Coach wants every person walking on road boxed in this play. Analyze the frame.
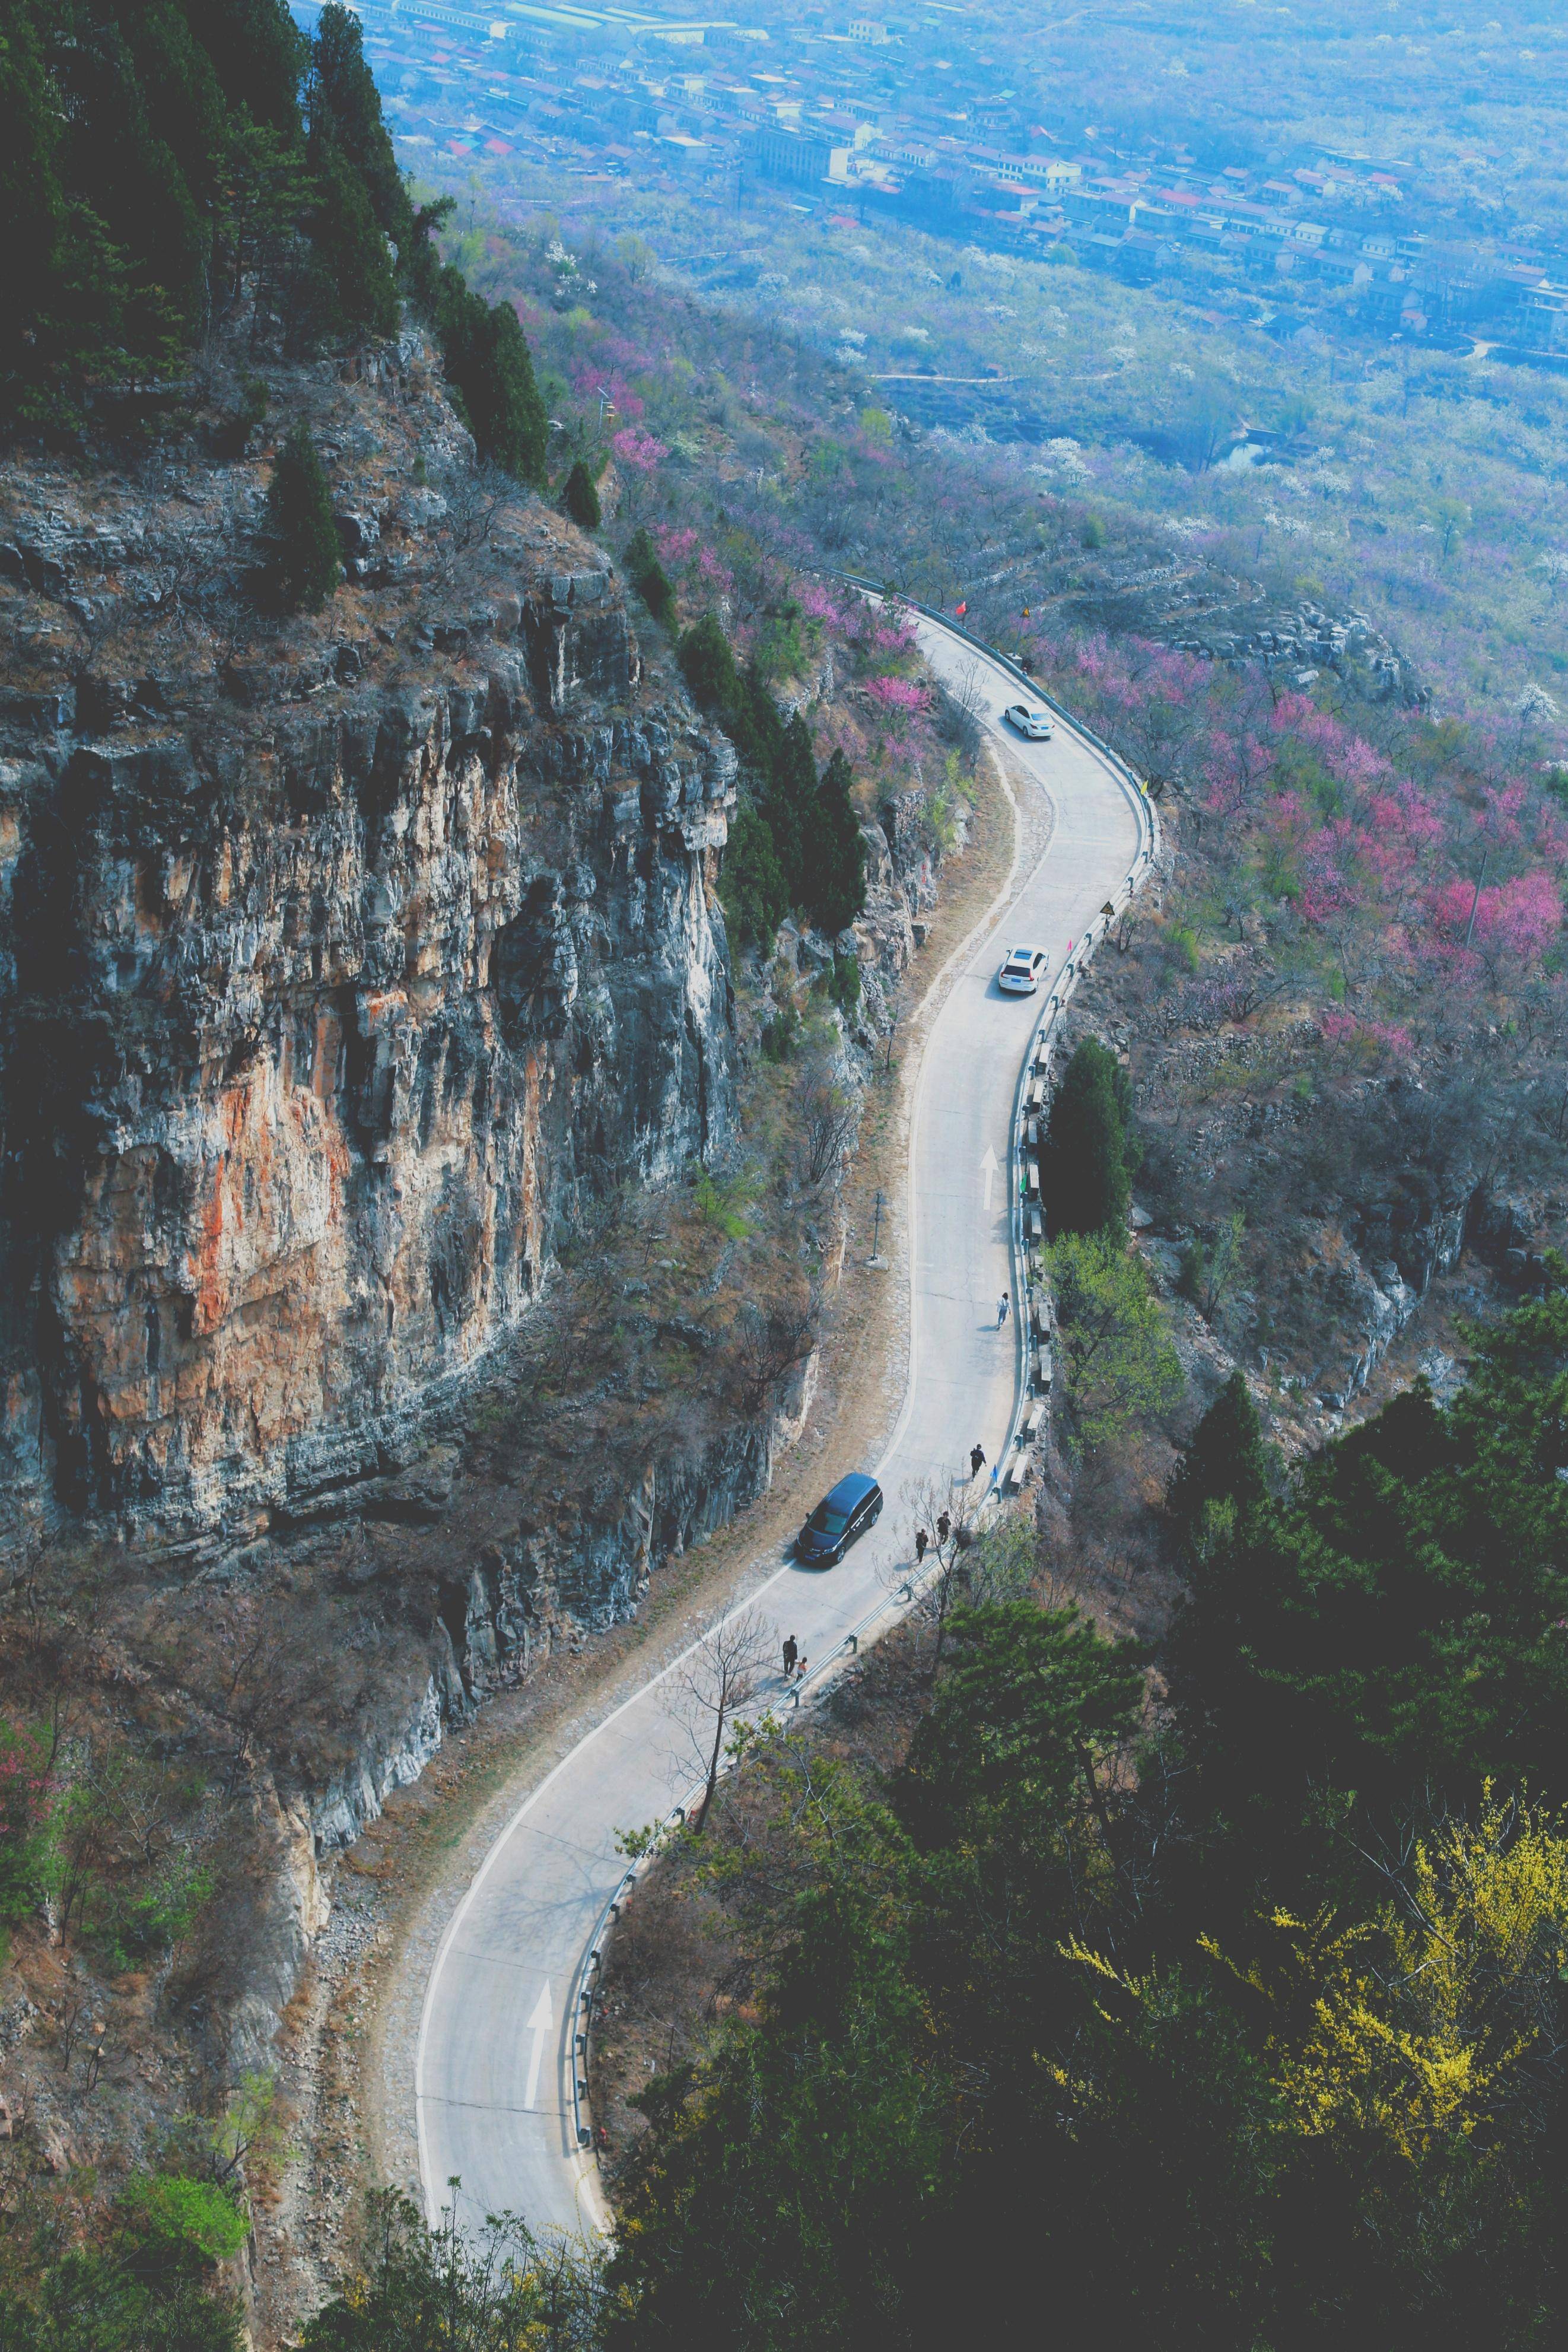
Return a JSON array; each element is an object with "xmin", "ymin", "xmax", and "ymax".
[
  {"xmin": 997, "ymin": 1289, "xmax": 1010, "ymax": 1328},
  {"xmin": 915, "ymin": 1526, "xmax": 929, "ymax": 1564},
  {"xmin": 782, "ymin": 1633, "xmax": 799, "ymax": 1677},
  {"xmin": 970, "ymin": 1441, "xmax": 987, "ymax": 1480},
  {"xmin": 936, "ymin": 1510, "xmax": 951, "ymax": 1547},
  {"xmin": 795, "ymin": 1653, "xmax": 808, "ymax": 1682}
]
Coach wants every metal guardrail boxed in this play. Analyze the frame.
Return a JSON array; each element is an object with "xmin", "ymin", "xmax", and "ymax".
[
  {"xmin": 830, "ymin": 569, "xmax": 1164, "ymax": 870},
  {"xmin": 571, "ymin": 585, "xmax": 1163, "ymax": 2190},
  {"xmin": 826, "ymin": 571, "xmax": 1162, "ymax": 1493}
]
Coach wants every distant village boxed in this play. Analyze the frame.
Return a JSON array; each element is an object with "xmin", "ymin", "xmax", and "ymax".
[{"xmin": 298, "ymin": 0, "xmax": 1568, "ymax": 364}]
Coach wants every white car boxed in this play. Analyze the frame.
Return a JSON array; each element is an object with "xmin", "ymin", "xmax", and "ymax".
[
  {"xmin": 998, "ymin": 944, "xmax": 1048, "ymax": 994},
  {"xmin": 1004, "ymin": 703, "xmax": 1055, "ymax": 740}
]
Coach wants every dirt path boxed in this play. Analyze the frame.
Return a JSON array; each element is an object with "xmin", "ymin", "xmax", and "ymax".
[{"xmin": 247, "ymin": 739, "xmax": 1041, "ymax": 2337}]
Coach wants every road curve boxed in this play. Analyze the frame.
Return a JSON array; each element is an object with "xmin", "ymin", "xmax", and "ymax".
[{"xmin": 415, "ymin": 611, "xmax": 1148, "ymax": 2244}]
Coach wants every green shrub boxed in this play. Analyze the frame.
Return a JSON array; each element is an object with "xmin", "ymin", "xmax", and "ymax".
[
  {"xmin": 753, "ymin": 599, "xmax": 808, "ymax": 683},
  {"xmin": 119, "ymin": 2175, "xmax": 249, "ymax": 2266},
  {"xmin": 828, "ymin": 952, "xmax": 861, "ymax": 1014},
  {"xmin": 1047, "ymin": 1229, "xmax": 1184, "ymax": 1450},
  {"xmin": 760, "ymin": 1006, "xmax": 800, "ymax": 1063},
  {"xmin": 692, "ymin": 1169, "xmax": 752, "ymax": 1238},
  {"xmin": 0, "ymin": 1721, "xmax": 49, "ymax": 1927},
  {"xmin": 100, "ymin": 1852, "xmax": 213, "ymax": 1970},
  {"xmin": 1178, "ymin": 1210, "xmax": 1247, "ymax": 1324}
]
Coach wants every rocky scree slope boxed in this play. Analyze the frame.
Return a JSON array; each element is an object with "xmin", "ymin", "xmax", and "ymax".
[{"xmin": 0, "ymin": 333, "xmax": 737, "ymax": 1568}]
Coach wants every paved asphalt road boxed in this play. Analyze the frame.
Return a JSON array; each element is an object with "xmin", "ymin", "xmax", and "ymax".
[{"xmin": 415, "ymin": 612, "xmax": 1147, "ymax": 2244}]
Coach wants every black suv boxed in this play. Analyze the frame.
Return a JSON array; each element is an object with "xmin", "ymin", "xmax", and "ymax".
[{"xmin": 797, "ymin": 1471, "xmax": 883, "ymax": 1567}]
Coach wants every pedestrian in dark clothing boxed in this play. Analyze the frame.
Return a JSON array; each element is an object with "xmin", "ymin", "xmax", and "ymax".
[
  {"xmin": 970, "ymin": 1442, "xmax": 987, "ymax": 1479},
  {"xmin": 915, "ymin": 1527, "xmax": 929, "ymax": 1563},
  {"xmin": 937, "ymin": 1511, "xmax": 951, "ymax": 1546},
  {"xmin": 782, "ymin": 1634, "xmax": 799, "ymax": 1676}
]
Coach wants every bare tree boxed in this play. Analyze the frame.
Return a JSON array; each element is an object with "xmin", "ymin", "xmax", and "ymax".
[
  {"xmin": 672, "ymin": 1606, "xmax": 774, "ymax": 1833},
  {"xmin": 441, "ymin": 461, "xmax": 516, "ymax": 565},
  {"xmin": 936, "ymin": 657, "xmax": 989, "ymax": 767},
  {"xmin": 796, "ymin": 1073, "xmax": 858, "ymax": 1193},
  {"xmin": 894, "ymin": 1469, "xmax": 984, "ymax": 1679},
  {"xmin": 727, "ymin": 1296, "xmax": 817, "ymax": 1417}
]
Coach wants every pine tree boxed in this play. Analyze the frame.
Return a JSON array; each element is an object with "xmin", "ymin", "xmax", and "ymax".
[
  {"xmin": 302, "ymin": 134, "xmax": 399, "ymax": 343},
  {"xmin": 432, "ymin": 270, "xmax": 548, "ymax": 484},
  {"xmin": 262, "ymin": 422, "xmax": 341, "ymax": 613},
  {"xmin": 201, "ymin": 0, "xmax": 308, "ymax": 135},
  {"xmin": 727, "ymin": 666, "xmax": 785, "ymax": 786},
  {"xmin": 1166, "ymin": 1370, "xmax": 1271, "ymax": 1546},
  {"xmin": 801, "ymin": 748, "xmax": 867, "ymax": 937},
  {"xmin": 1040, "ymin": 1037, "xmax": 1133, "ymax": 1238},
  {"xmin": 679, "ymin": 614, "xmax": 742, "ymax": 717},
  {"xmin": 718, "ymin": 806, "xmax": 788, "ymax": 952},
  {"xmin": 624, "ymin": 529, "xmax": 675, "ymax": 624},
  {"xmin": 63, "ymin": 17, "xmax": 207, "ymax": 330},
  {"xmin": 562, "ymin": 459, "xmax": 602, "ymax": 529},
  {"xmin": 3, "ymin": 0, "xmax": 494, "ymax": 432},
  {"xmin": 309, "ymin": 1, "xmax": 412, "ymax": 244},
  {"xmin": 763, "ymin": 713, "xmax": 819, "ymax": 906}
]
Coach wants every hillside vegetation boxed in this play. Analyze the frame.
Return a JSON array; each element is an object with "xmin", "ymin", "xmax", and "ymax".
[
  {"xmin": 1, "ymin": 0, "xmax": 544, "ymax": 474},
  {"xmin": 586, "ymin": 1295, "xmax": 1568, "ymax": 2352}
]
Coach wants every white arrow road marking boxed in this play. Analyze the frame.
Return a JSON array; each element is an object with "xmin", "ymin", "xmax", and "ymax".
[
  {"xmin": 979, "ymin": 1144, "xmax": 999, "ymax": 1210},
  {"xmin": 524, "ymin": 1981, "xmax": 554, "ymax": 2111}
]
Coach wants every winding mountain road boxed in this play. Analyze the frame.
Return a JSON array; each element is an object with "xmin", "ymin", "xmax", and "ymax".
[{"xmin": 415, "ymin": 608, "xmax": 1151, "ymax": 2244}]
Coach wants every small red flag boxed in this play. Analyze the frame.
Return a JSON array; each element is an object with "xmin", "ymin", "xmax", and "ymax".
[{"xmin": 955, "ymin": 600, "xmax": 968, "ymax": 616}]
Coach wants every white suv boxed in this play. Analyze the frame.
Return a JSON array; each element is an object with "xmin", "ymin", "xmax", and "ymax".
[{"xmin": 998, "ymin": 945, "xmax": 1047, "ymax": 994}]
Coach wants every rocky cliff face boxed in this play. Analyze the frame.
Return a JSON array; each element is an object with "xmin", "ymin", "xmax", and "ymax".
[{"xmin": 0, "ymin": 345, "xmax": 737, "ymax": 1559}]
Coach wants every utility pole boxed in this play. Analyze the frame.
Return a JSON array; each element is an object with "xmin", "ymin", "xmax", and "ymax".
[{"xmin": 869, "ymin": 1190, "xmax": 888, "ymax": 1268}]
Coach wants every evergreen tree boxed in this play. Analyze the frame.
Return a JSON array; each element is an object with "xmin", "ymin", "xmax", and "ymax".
[
  {"xmin": 0, "ymin": 0, "xmax": 549, "ymax": 457},
  {"xmin": 1040, "ymin": 1037, "xmax": 1134, "ymax": 1238},
  {"xmin": 679, "ymin": 613, "xmax": 743, "ymax": 717},
  {"xmin": 201, "ymin": 0, "xmax": 307, "ymax": 134},
  {"xmin": 625, "ymin": 529, "xmax": 677, "ymax": 625},
  {"xmin": 308, "ymin": 2, "xmax": 412, "ymax": 243},
  {"xmin": 562, "ymin": 457, "xmax": 602, "ymax": 529},
  {"xmin": 761, "ymin": 713, "xmax": 817, "ymax": 905},
  {"xmin": 802, "ymin": 747, "xmax": 868, "ymax": 936},
  {"xmin": 727, "ymin": 665, "xmax": 787, "ymax": 786},
  {"xmin": 63, "ymin": 14, "xmax": 207, "ymax": 330},
  {"xmin": 262, "ymin": 422, "xmax": 341, "ymax": 613},
  {"xmin": 624, "ymin": 528, "xmax": 675, "ymax": 624},
  {"xmin": 1166, "ymin": 1370, "xmax": 1271, "ymax": 1547},
  {"xmin": 431, "ymin": 268, "xmax": 548, "ymax": 483},
  {"xmin": 302, "ymin": 131, "xmax": 399, "ymax": 342},
  {"xmin": 718, "ymin": 806, "xmax": 789, "ymax": 952}
]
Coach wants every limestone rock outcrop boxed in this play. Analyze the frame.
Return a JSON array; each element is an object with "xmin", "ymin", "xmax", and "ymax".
[{"xmin": 0, "ymin": 358, "xmax": 737, "ymax": 1558}]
